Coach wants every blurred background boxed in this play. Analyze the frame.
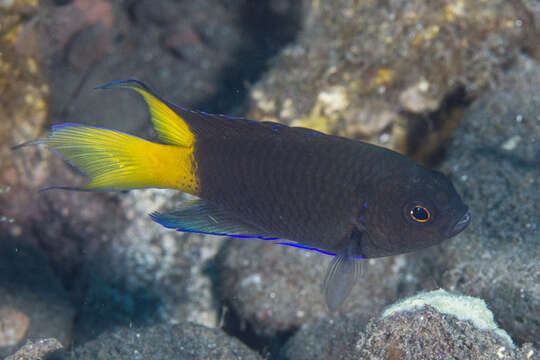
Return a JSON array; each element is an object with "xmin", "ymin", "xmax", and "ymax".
[{"xmin": 0, "ymin": 0, "xmax": 539, "ymax": 359}]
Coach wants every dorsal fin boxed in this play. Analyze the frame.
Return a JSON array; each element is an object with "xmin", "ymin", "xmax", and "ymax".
[
  {"xmin": 96, "ymin": 79, "xmax": 194, "ymax": 147},
  {"xmin": 96, "ymin": 79, "xmax": 331, "ymax": 143}
]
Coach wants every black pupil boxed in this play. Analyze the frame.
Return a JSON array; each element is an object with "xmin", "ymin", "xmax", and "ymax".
[{"xmin": 413, "ymin": 206, "xmax": 428, "ymax": 220}]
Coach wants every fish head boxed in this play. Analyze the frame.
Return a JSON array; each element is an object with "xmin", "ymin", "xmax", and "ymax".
[{"xmin": 353, "ymin": 166, "xmax": 470, "ymax": 258}]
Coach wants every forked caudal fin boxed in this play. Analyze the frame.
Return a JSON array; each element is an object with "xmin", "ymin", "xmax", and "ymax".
[
  {"xmin": 43, "ymin": 124, "xmax": 199, "ymax": 193},
  {"xmin": 14, "ymin": 79, "xmax": 200, "ymax": 194}
]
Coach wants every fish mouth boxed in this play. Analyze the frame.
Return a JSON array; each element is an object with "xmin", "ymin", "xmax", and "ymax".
[{"xmin": 445, "ymin": 210, "xmax": 471, "ymax": 238}]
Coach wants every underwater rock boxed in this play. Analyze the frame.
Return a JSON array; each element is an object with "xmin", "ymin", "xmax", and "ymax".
[
  {"xmin": 283, "ymin": 290, "xmax": 539, "ymax": 360},
  {"xmin": 14, "ymin": 0, "xmax": 114, "ymax": 61},
  {"xmin": 64, "ymin": 322, "xmax": 262, "ymax": 360},
  {"xmin": 381, "ymin": 289, "xmax": 514, "ymax": 346},
  {"xmin": 46, "ymin": 0, "xmax": 251, "ymax": 137},
  {"xmin": 81, "ymin": 190, "xmax": 225, "ymax": 329},
  {"xmin": 519, "ymin": 0, "xmax": 540, "ymax": 61},
  {"xmin": 281, "ymin": 316, "xmax": 366, "ymax": 360},
  {"xmin": 247, "ymin": 0, "xmax": 538, "ymax": 159},
  {"xmin": 61, "ymin": 190, "xmax": 226, "ymax": 344},
  {"xmin": 357, "ymin": 301, "xmax": 537, "ymax": 360},
  {"xmin": 433, "ymin": 55, "xmax": 540, "ymax": 347},
  {"xmin": 217, "ymin": 239, "xmax": 419, "ymax": 337},
  {"xmin": 0, "ymin": 5, "xmax": 74, "ymax": 357},
  {"xmin": 5, "ymin": 338, "xmax": 63, "ymax": 360},
  {"xmin": 0, "ymin": 239, "xmax": 74, "ymax": 358},
  {"xmin": 0, "ymin": 0, "xmax": 49, "ymax": 242},
  {"xmin": 0, "ymin": 307, "xmax": 29, "ymax": 349}
]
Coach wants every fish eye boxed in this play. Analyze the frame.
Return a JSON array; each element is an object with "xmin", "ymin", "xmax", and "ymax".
[{"xmin": 410, "ymin": 205, "xmax": 431, "ymax": 223}]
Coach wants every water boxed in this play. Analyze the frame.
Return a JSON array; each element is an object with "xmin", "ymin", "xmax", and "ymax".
[{"xmin": 0, "ymin": 0, "xmax": 538, "ymax": 359}]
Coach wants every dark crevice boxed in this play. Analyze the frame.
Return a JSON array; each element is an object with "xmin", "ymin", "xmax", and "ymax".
[
  {"xmin": 31, "ymin": 198, "xmax": 163, "ymax": 346},
  {"xmin": 125, "ymin": 0, "xmax": 139, "ymax": 24},
  {"xmin": 221, "ymin": 300, "xmax": 297, "ymax": 359},
  {"xmin": 52, "ymin": 0, "xmax": 73, "ymax": 6},
  {"xmin": 208, "ymin": 241, "xmax": 297, "ymax": 359},
  {"xmin": 401, "ymin": 85, "xmax": 470, "ymax": 167},
  {"xmin": 70, "ymin": 278, "xmax": 163, "ymax": 345},
  {"xmin": 194, "ymin": 0, "xmax": 302, "ymax": 115}
]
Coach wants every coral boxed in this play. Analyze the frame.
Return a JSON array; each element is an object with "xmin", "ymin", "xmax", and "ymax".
[
  {"xmin": 247, "ymin": 0, "xmax": 539, "ymax": 160},
  {"xmin": 382, "ymin": 289, "xmax": 514, "ymax": 347}
]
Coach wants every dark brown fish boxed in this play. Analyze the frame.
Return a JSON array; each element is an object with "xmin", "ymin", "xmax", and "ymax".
[{"xmin": 16, "ymin": 80, "xmax": 471, "ymax": 311}]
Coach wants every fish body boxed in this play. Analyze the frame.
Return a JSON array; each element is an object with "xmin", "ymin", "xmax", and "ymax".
[
  {"xmin": 17, "ymin": 80, "xmax": 471, "ymax": 310},
  {"xmin": 194, "ymin": 120, "xmax": 451, "ymax": 258}
]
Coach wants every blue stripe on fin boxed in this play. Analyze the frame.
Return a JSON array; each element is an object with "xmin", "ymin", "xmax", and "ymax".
[
  {"xmin": 273, "ymin": 242, "xmax": 337, "ymax": 256},
  {"xmin": 95, "ymin": 79, "xmax": 193, "ymax": 114},
  {"xmin": 273, "ymin": 242, "xmax": 366, "ymax": 259},
  {"xmin": 150, "ymin": 200, "xmax": 278, "ymax": 240}
]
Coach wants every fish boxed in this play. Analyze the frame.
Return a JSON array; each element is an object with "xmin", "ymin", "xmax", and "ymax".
[{"xmin": 14, "ymin": 79, "xmax": 471, "ymax": 311}]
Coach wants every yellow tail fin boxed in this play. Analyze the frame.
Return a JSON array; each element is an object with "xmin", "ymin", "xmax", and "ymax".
[
  {"xmin": 45, "ymin": 124, "xmax": 199, "ymax": 194},
  {"xmin": 96, "ymin": 79, "xmax": 194, "ymax": 147}
]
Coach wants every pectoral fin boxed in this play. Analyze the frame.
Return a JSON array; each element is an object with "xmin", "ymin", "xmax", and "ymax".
[{"xmin": 322, "ymin": 245, "xmax": 360, "ymax": 312}]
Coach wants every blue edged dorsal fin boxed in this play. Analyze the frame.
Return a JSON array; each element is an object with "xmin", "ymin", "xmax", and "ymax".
[
  {"xmin": 96, "ymin": 79, "xmax": 270, "ymax": 140},
  {"xmin": 95, "ymin": 79, "xmax": 329, "ymax": 142},
  {"xmin": 258, "ymin": 121, "xmax": 327, "ymax": 137},
  {"xmin": 150, "ymin": 200, "xmax": 279, "ymax": 240}
]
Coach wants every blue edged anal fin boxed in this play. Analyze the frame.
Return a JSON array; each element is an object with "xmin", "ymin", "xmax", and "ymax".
[{"xmin": 150, "ymin": 200, "xmax": 279, "ymax": 240}]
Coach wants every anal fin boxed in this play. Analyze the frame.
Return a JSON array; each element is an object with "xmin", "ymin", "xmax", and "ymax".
[{"xmin": 150, "ymin": 200, "xmax": 279, "ymax": 240}]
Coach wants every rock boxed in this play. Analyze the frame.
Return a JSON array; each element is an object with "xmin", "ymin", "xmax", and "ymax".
[
  {"xmin": 74, "ymin": 191, "xmax": 225, "ymax": 337},
  {"xmin": 5, "ymin": 338, "xmax": 63, "ymax": 360},
  {"xmin": 0, "ymin": 0, "xmax": 49, "ymax": 241},
  {"xmin": 52, "ymin": 189, "xmax": 228, "ymax": 344},
  {"xmin": 0, "ymin": 4, "xmax": 75, "ymax": 357},
  {"xmin": 0, "ymin": 307, "xmax": 30, "ymax": 348},
  {"xmin": 281, "ymin": 315, "xmax": 366, "ymax": 360},
  {"xmin": 0, "ymin": 239, "xmax": 74, "ymax": 358},
  {"xmin": 519, "ymin": 0, "xmax": 540, "ymax": 61},
  {"xmin": 217, "ymin": 239, "xmax": 422, "ymax": 337},
  {"xmin": 247, "ymin": 0, "xmax": 538, "ymax": 159},
  {"xmin": 381, "ymin": 289, "xmax": 514, "ymax": 346},
  {"xmin": 65, "ymin": 322, "xmax": 262, "ymax": 360},
  {"xmin": 47, "ymin": 0, "xmax": 251, "ymax": 138},
  {"xmin": 357, "ymin": 304, "xmax": 537, "ymax": 360},
  {"xmin": 14, "ymin": 0, "xmax": 114, "ymax": 60},
  {"xmin": 66, "ymin": 23, "xmax": 113, "ymax": 70},
  {"xmin": 283, "ymin": 290, "xmax": 539, "ymax": 360},
  {"xmin": 434, "ymin": 55, "xmax": 540, "ymax": 347}
]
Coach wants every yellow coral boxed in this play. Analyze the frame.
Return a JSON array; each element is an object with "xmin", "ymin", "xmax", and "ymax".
[
  {"xmin": 291, "ymin": 104, "xmax": 339, "ymax": 135},
  {"xmin": 444, "ymin": 0, "xmax": 465, "ymax": 23},
  {"xmin": 374, "ymin": 68, "xmax": 394, "ymax": 86}
]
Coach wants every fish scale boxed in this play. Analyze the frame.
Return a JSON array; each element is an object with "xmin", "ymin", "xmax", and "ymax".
[{"xmin": 195, "ymin": 133, "xmax": 361, "ymax": 250}]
